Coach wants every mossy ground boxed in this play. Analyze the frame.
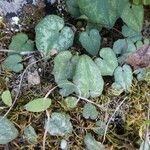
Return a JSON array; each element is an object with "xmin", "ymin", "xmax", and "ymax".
[
  {"xmin": 0, "ymin": 66, "xmax": 150, "ymax": 149},
  {"xmin": 0, "ymin": 2, "xmax": 150, "ymax": 150}
]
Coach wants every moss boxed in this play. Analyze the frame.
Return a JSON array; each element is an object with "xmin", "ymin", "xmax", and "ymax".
[{"xmin": 0, "ymin": 75, "xmax": 148, "ymax": 149}]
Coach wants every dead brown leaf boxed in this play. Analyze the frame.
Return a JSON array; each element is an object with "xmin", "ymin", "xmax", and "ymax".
[{"xmin": 125, "ymin": 44, "xmax": 150, "ymax": 69}]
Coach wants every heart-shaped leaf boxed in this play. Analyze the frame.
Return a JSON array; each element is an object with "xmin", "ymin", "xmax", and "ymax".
[
  {"xmin": 24, "ymin": 98, "xmax": 51, "ymax": 112},
  {"xmin": 112, "ymin": 64, "xmax": 133, "ymax": 95},
  {"xmin": 53, "ymin": 52, "xmax": 104, "ymax": 98},
  {"xmin": 78, "ymin": 0, "xmax": 128, "ymax": 28},
  {"xmin": 9, "ymin": 33, "xmax": 34, "ymax": 53},
  {"xmin": 82, "ymin": 103, "xmax": 98, "ymax": 120},
  {"xmin": 66, "ymin": 0, "xmax": 81, "ymax": 17},
  {"xmin": 53, "ymin": 51, "xmax": 79, "ymax": 83},
  {"xmin": 136, "ymin": 38, "xmax": 150, "ymax": 49},
  {"xmin": 45, "ymin": 112, "xmax": 73, "ymax": 136},
  {"xmin": 93, "ymin": 120, "xmax": 106, "ymax": 136},
  {"xmin": 2, "ymin": 54, "xmax": 23, "ymax": 73},
  {"xmin": 84, "ymin": 133, "xmax": 105, "ymax": 150},
  {"xmin": 1, "ymin": 90, "xmax": 12, "ymax": 107},
  {"xmin": 134, "ymin": 68, "xmax": 147, "ymax": 81},
  {"xmin": 73, "ymin": 55, "xmax": 104, "ymax": 98},
  {"xmin": 95, "ymin": 48, "xmax": 118, "ymax": 76},
  {"xmin": 35, "ymin": 15, "xmax": 74, "ymax": 56},
  {"xmin": 0, "ymin": 116, "xmax": 18, "ymax": 144},
  {"xmin": 113, "ymin": 39, "xmax": 136, "ymax": 64},
  {"xmin": 121, "ymin": 4, "xmax": 144, "ymax": 32},
  {"xmin": 24, "ymin": 125, "xmax": 38, "ymax": 144},
  {"xmin": 122, "ymin": 25, "xmax": 142, "ymax": 42},
  {"xmin": 113, "ymin": 39, "xmax": 136, "ymax": 56},
  {"xmin": 53, "ymin": 51, "xmax": 79, "ymax": 96},
  {"xmin": 79, "ymin": 29, "xmax": 101, "ymax": 56}
]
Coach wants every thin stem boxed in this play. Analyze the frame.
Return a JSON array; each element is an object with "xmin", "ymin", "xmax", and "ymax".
[
  {"xmin": 0, "ymin": 49, "xmax": 38, "ymax": 55},
  {"xmin": 102, "ymin": 97, "xmax": 127, "ymax": 143},
  {"xmin": 43, "ymin": 110, "xmax": 50, "ymax": 150},
  {"xmin": 77, "ymin": 96, "xmax": 106, "ymax": 111}
]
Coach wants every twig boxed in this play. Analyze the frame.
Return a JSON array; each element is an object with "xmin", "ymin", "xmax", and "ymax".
[
  {"xmin": 77, "ymin": 96, "xmax": 107, "ymax": 111},
  {"xmin": 44, "ymin": 86, "xmax": 58, "ymax": 99},
  {"xmin": 42, "ymin": 87, "xmax": 59, "ymax": 150},
  {"xmin": 42, "ymin": 110, "xmax": 50, "ymax": 150},
  {"xmin": 102, "ymin": 97, "xmax": 128, "ymax": 143},
  {"xmin": 42, "ymin": 85, "xmax": 59, "ymax": 150},
  {"xmin": 0, "ymin": 49, "xmax": 38, "ymax": 55}
]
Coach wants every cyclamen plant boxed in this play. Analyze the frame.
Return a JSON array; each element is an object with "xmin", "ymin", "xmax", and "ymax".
[{"xmin": 1, "ymin": 0, "xmax": 149, "ymax": 146}]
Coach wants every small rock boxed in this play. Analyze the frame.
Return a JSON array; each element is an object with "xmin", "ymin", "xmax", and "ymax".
[{"xmin": 27, "ymin": 70, "xmax": 40, "ymax": 86}]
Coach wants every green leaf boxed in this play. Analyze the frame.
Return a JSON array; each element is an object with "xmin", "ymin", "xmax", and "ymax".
[
  {"xmin": 134, "ymin": 68, "xmax": 147, "ymax": 81},
  {"xmin": 35, "ymin": 15, "xmax": 74, "ymax": 56},
  {"xmin": 2, "ymin": 54, "xmax": 23, "ymax": 73},
  {"xmin": 121, "ymin": 4, "xmax": 144, "ymax": 32},
  {"xmin": 133, "ymin": 0, "xmax": 150, "ymax": 5},
  {"xmin": 113, "ymin": 39, "xmax": 136, "ymax": 56},
  {"xmin": 79, "ymin": 29, "xmax": 101, "ymax": 56},
  {"xmin": 133, "ymin": 0, "xmax": 142, "ymax": 5},
  {"xmin": 58, "ymin": 80, "xmax": 76, "ymax": 97},
  {"xmin": 66, "ymin": 0, "xmax": 81, "ymax": 17},
  {"xmin": 53, "ymin": 51, "xmax": 75, "ymax": 83},
  {"xmin": 53, "ymin": 52, "xmax": 104, "ymax": 98},
  {"xmin": 93, "ymin": 120, "xmax": 106, "ymax": 136},
  {"xmin": 78, "ymin": 0, "xmax": 128, "ymax": 28},
  {"xmin": 24, "ymin": 125, "xmax": 38, "ymax": 144},
  {"xmin": 0, "ymin": 116, "xmax": 18, "ymax": 144},
  {"xmin": 112, "ymin": 64, "xmax": 133, "ymax": 95},
  {"xmin": 95, "ymin": 48, "xmax": 118, "ymax": 76},
  {"xmin": 143, "ymin": 0, "xmax": 150, "ymax": 5},
  {"xmin": 82, "ymin": 103, "xmax": 98, "ymax": 120},
  {"xmin": 73, "ymin": 55, "xmax": 104, "ymax": 98},
  {"xmin": 84, "ymin": 133, "xmax": 105, "ymax": 150},
  {"xmin": 56, "ymin": 27, "xmax": 74, "ymax": 51},
  {"xmin": 62, "ymin": 96, "xmax": 78, "ymax": 110},
  {"xmin": 144, "ymin": 120, "xmax": 150, "ymax": 124},
  {"xmin": 24, "ymin": 98, "xmax": 51, "ymax": 112},
  {"xmin": 136, "ymin": 38, "xmax": 150, "ymax": 49},
  {"xmin": 122, "ymin": 25, "xmax": 142, "ymax": 42},
  {"xmin": 113, "ymin": 39, "xmax": 136, "ymax": 64},
  {"xmin": 53, "ymin": 51, "xmax": 80, "ymax": 96},
  {"xmin": 9, "ymin": 33, "xmax": 34, "ymax": 53},
  {"xmin": 45, "ymin": 112, "xmax": 73, "ymax": 136},
  {"xmin": 1, "ymin": 90, "xmax": 12, "ymax": 107},
  {"xmin": 60, "ymin": 139, "xmax": 68, "ymax": 150}
]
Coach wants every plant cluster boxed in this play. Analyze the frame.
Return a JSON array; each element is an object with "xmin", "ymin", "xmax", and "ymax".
[{"xmin": 0, "ymin": 0, "xmax": 150, "ymax": 149}]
